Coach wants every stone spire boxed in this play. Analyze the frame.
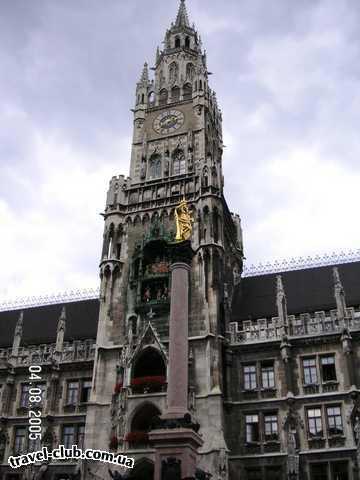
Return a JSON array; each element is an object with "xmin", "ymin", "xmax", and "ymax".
[
  {"xmin": 139, "ymin": 62, "xmax": 149, "ymax": 85},
  {"xmin": 276, "ymin": 275, "xmax": 288, "ymax": 332},
  {"xmin": 175, "ymin": 0, "xmax": 190, "ymax": 28},
  {"xmin": 55, "ymin": 306, "xmax": 66, "ymax": 353},
  {"xmin": 11, "ymin": 311, "xmax": 23, "ymax": 358},
  {"xmin": 333, "ymin": 267, "xmax": 347, "ymax": 320}
]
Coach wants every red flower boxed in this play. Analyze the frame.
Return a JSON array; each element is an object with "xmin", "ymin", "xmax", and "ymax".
[
  {"xmin": 125, "ymin": 431, "xmax": 149, "ymax": 444},
  {"xmin": 130, "ymin": 376, "xmax": 166, "ymax": 387},
  {"xmin": 114, "ymin": 382, "xmax": 123, "ymax": 394}
]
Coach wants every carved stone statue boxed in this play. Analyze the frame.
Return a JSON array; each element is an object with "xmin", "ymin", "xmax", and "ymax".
[
  {"xmin": 175, "ymin": 199, "xmax": 193, "ymax": 242},
  {"xmin": 140, "ymin": 162, "xmax": 146, "ymax": 180}
]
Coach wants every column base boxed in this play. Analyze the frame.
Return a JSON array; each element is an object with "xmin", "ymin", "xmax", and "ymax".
[{"xmin": 149, "ymin": 427, "xmax": 203, "ymax": 480}]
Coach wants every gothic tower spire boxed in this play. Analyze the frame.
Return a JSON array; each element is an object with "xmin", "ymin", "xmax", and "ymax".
[{"xmin": 175, "ymin": 0, "xmax": 190, "ymax": 28}]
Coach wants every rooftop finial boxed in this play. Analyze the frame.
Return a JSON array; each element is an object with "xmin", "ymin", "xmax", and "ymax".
[
  {"xmin": 139, "ymin": 62, "xmax": 149, "ymax": 84},
  {"xmin": 175, "ymin": 0, "xmax": 190, "ymax": 28}
]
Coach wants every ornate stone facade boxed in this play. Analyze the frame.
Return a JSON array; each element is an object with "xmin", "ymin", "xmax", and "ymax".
[{"xmin": 1, "ymin": 2, "xmax": 360, "ymax": 480}]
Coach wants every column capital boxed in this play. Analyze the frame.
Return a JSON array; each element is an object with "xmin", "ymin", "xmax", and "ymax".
[{"xmin": 170, "ymin": 262, "xmax": 191, "ymax": 272}]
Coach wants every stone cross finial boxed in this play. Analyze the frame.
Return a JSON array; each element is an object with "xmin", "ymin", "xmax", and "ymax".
[{"xmin": 333, "ymin": 267, "xmax": 347, "ymax": 320}]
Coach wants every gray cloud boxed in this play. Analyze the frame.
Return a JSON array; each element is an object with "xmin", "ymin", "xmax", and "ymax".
[{"xmin": 0, "ymin": 0, "xmax": 359, "ymax": 298}]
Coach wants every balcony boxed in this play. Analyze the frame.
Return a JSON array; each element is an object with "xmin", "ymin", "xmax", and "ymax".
[
  {"xmin": 130, "ymin": 376, "xmax": 167, "ymax": 395},
  {"xmin": 229, "ymin": 307, "xmax": 360, "ymax": 345}
]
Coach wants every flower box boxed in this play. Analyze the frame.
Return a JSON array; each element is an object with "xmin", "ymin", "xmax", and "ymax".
[
  {"xmin": 131, "ymin": 376, "xmax": 166, "ymax": 387},
  {"xmin": 125, "ymin": 431, "xmax": 149, "ymax": 444}
]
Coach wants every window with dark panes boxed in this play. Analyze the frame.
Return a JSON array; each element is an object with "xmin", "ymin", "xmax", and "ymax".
[
  {"xmin": 81, "ymin": 380, "xmax": 92, "ymax": 403},
  {"xmin": 307, "ymin": 408, "xmax": 323, "ymax": 437},
  {"xmin": 321, "ymin": 355, "xmax": 337, "ymax": 382},
  {"xmin": 266, "ymin": 467, "xmax": 283, "ymax": 480},
  {"xmin": 28, "ymin": 428, "xmax": 41, "ymax": 452},
  {"xmin": 326, "ymin": 406, "xmax": 343, "ymax": 436},
  {"xmin": 62, "ymin": 425, "xmax": 75, "ymax": 449},
  {"xmin": 14, "ymin": 427, "xmax": 26, "ymax": 455},
  {"xmin": 244, "ymin": 365, "xmax": 257, "ymax": 390},
  {"xmin": 310, "ymin": 463, "xmax": 328, "ymax": 480},
  {"xmin": 303, "ymin": 357, "xmax": 318, "ymax": 384},
  {"xmin": 331, "ymin": 461, "xmax": 348, "ymax": 480},
  {"xmin": 264, "ymin": 413, "xmax": 278, "ymax": 441},
  {"xmin": 77, "ymin": 425, "xmax": 85, "ymax": 449},
  {"xmin": 246, "ymin": 468, "xmax": 262, "ymax": 480},
  {"xmin": 245, "ymin": 414, "xmax": 259, "ymax": 443},
  {"xmin": 66, "ymin": 381, "xmax": 79, "ymax": 405},
  {"xmin": 261, "ymin": 363, "xmax": 275, "ymax": 389},
  {"xmin": 20, "ymin": 384, "xmax": 30, "ymax": 408}
]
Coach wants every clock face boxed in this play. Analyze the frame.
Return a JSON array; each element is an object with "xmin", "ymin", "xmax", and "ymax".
[{"xmin": 153, "ymin": 110, "xmax": 185, "ymax": 135}]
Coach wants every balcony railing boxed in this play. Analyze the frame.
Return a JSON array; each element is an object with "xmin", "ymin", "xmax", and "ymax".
[
  {"xmin": 229, "ymin": 308, "xmax": 360, "ymax": 344},
  {"xmin": 0, "ymin": 340, "xmax": 96, "ymax": 367}
]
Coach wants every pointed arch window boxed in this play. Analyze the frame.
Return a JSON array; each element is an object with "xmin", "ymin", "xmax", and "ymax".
[
  {"xmin": 148, "ymin": 91, "xmax": 155, "ymax": 106},
  {"xmin": 149, "ymin": 154, "xmax": 162, "ymax": 179},
  {"xmin": 175, "ymin": 36, "xmax": 181, "ymax": 48},
  {"xmin": 185, "ymin": 36, "xmax": 190, "ymax": 49},
  {"xmin": 171, "ymin": 86, "xmax": 180, "ymax": 102},
  {"xmin": 172, "ymin": 149, "xmax": 186, "ymax": 175},
  {"xmin": 159, "ymin": 89, "xmax": 168, "ymax": 106},
  {"xmin": 186, "ymin": 63, "xmax": 195, "ymax": 81},
  {"xmin": 169, "ymin": 62, "xmax": 179, "ymax": 84},
  {"xmin": 183, "ymin": 83, "xmax": 192, "ymax": 101}
]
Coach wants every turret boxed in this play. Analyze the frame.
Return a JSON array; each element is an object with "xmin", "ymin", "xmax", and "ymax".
[{"xmin": 11, "ymin": 311, "xmax": 23, "ymax": 359}]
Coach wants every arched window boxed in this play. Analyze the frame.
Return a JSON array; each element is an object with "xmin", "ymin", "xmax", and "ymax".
[
  {"xmin": 149, "ymin": 154, "xmax": 162, "ymax": 179},
  {"xmin": 127, "ymin": 403, "xmax": 161, "ymax": 448},
  {"xmin": 185, "ymin": 36, "xmax": 190, "ymax": 49},
  {"xmin": 171, "ymin": 86, "xmax": 180, "ymax": 102},
  {"xmin": 169, "ymin": 62, "xmax": 178, "ymax": 84},
  {"xmin": 172, "ymin": 150, "xmax": 186, "ymax": 175},
  {"xmin": 159, "ymin": 89, "xmax": 168, "ymax": 106},
  {"xmin": 202, "ymin": 167, "xmax": 209, "ymax": 188},
  {"xmin": 141, "ymin": 93, "xmax": 144, "ymax": 103},
  {"xmin": 186, "ymin": 63, "xmax": 195, "ymax": 81},
  {"xmin": 148, "ymin": 91, "xmax": 155, "ymax": 106},
  {"xmin": 175, "ymin": 36, "xmax": 181, "ymax": 48},
  {"xmin": 199, "ymin": 80, "xmax": 203, "ymax": 91},
  {"xmin": 183, "ymin": 83, "xmax": 192, "ymax": 101}
]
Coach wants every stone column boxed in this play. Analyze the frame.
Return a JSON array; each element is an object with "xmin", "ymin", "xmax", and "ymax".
[
  {"xmin": 149, "ymin": 241, "xmax": 203, "ymax": 480},
  {"xmin": 165, "ymin": 262, "xmax": 191, "ymax": 418}
]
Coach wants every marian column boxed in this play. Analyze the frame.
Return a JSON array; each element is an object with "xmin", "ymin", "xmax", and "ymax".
[{"xmin": 149, "ymin": 200, "xmax": 203, "ymax": 480}]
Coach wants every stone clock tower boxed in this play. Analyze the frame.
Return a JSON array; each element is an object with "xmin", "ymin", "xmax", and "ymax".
[{"xmin": 85, "ymin": 1, "xmax": 243, "ymax": 478}]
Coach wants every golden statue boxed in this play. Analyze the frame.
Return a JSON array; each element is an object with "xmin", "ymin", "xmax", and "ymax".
[{"xmin": 175, "ymin": 198, "xmax": 193, "ymax": 242}]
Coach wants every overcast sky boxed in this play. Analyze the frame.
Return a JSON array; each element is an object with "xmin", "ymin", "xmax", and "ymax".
[{"xmin": 1, "ymin": 0, "xmax": 359, "ymax": 300}]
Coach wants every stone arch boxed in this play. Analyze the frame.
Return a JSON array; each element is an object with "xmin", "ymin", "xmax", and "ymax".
[
  {"xmin": 142, "ymin": 213, "xmax": 150, "ymax": 225},
  {"xmin": 159, "ymin": 88, "xmax": 168, "ymax": 106},
  {"xmin": 134, "ymin": 215, "xmax": 141, "ymax": 226},
  {"xmin": 148, "ymin": 91, "xmax": 155, "ymax": 106},
  {"xmin": 169, "ymin": 61, "xmax": 178, "ymax": 83},
  {"xmin": 185, "ymin": 36, "xmax": 190, "ymax": 49},
  {"xmin": 148, "ymin": 153, "xmax": 162, "ymax": 179},
  {"xmin": 174, "ymin": 36, "xmax": 181, "ymax": 48},
  {"xmin": 172, "ymin": 149, "xmax": 186, "ymax": 175},
  {"xmin": 202, "ymin": 167, "xmax": 209, "ymax": 188},
  {"xmin": 128, "ymin": 457, "xmax": 154, "ymax": 479},
  {"xmin": 131, "ymin": 346, "xmax": 167, "ymax": 380},
  {"xmin": 126, "ymin": 402, "xmax": 161, "ymax": 450},
  {"xmin": 171, "ymin": 85, "xmax": 180, "ymax": 102},
  {"xmin": 183, "ymin": 82, "xmax": 192, "ymax": 101}
]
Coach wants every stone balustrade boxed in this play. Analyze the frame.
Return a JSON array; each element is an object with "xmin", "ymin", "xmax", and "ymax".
[
  {"xmin": 229, "ymin": 307, "xmax": 360, "ymax": 344},
  {"xmin": 0, "ymin": 339, "xmax": 96, "ymax": 366}
]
